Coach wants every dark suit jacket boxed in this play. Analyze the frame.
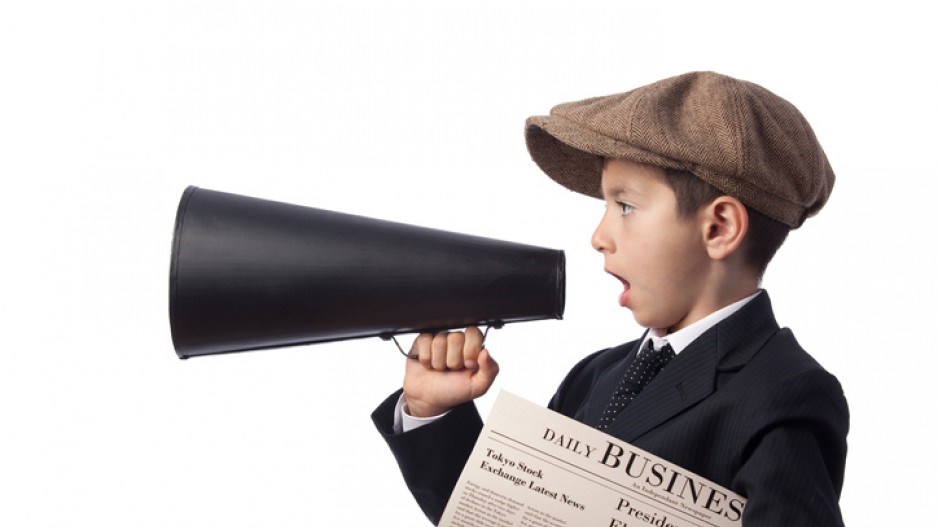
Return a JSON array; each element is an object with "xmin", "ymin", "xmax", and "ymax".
[{"xmin": 373, "ymin": 292, "xmax": 849, "ymax": 525}]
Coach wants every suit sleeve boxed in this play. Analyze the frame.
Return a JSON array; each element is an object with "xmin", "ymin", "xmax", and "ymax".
[
  {"xmin": 732, "ymin": 369, "xmax": 849, "ymax": 526},
  {"xmin": 372, "ymin": 389, "xmax": 483, "ymax": 525}
]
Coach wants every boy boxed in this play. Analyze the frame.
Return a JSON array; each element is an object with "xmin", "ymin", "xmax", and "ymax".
[{"xmin": 372, "ymin": 71, "xmax": 849, "ymax": 525}]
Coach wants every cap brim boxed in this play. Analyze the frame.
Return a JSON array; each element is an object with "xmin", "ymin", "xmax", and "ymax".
[{"xmin": 525, "ymin": 115, "xmax": 687, "ymax": 199}]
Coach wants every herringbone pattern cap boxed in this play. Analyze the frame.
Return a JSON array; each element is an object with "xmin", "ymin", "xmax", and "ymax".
[{"xmin": 525, "ymin": 71, "xmax": 834, "ymax": 228}]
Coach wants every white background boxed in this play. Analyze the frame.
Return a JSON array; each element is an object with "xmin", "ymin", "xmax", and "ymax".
[{"xmin": 2, "ymin": 1, "xmax": 935, "ymax": 525}]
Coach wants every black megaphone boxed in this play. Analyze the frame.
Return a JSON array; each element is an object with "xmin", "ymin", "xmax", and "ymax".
[{"xmin": 169, "ymin": 186, "xmax": 565, "ymax": 359}]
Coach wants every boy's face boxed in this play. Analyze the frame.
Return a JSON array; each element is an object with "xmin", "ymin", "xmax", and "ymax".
[{"xmin": 592, "ymin": 159, "xmax": 710, "ymax": 333}]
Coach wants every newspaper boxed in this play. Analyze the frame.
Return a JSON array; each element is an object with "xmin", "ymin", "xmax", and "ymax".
[{"xmin": 439, "ymin": 391, "xmax": 745, "ymax": 527}]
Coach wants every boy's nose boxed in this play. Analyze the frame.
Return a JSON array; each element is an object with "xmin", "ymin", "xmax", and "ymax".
[{"xmin": 591, "ymin": 216, "xmax": 613, "ymax": 253}]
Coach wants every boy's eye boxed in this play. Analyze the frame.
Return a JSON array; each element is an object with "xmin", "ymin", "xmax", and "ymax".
[{"xmin": 617, "ymin": 201, "xmax": 634, "ymax": 216}]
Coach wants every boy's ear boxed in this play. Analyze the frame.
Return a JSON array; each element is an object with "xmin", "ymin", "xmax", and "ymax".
[{"xmin": 701, "ymin": 196, "xmax": 749, "ymax": 261}]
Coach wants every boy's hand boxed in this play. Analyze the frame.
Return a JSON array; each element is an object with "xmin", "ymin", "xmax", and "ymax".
[{"xmin": 402, "ymin": 326, "xmax": 499, "ymax": 418}]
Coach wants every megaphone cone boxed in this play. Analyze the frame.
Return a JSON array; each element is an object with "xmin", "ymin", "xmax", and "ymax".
[{"xmin": 169, "ymin": 186, "xmax": 564, "ymax": 358}]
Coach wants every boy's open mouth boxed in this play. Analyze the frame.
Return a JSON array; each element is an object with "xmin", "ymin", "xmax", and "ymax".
[{"xmin": 606, "ymin": 270, "xmax": 631, "ymax": 307}]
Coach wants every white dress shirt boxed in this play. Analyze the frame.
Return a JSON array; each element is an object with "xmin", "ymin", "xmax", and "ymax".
[{"xmin": 641, "ymin": 290, "xmax": 761, "ymax": 354}]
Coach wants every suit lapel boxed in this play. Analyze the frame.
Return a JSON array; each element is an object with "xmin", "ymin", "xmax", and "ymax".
[
  {"xmin": 603, "ymin": 292, "xmax": 780, "ymax": 442},
  {"xmin": 577, "ymin": 337, "xmax": 645, "ymax": 426}
]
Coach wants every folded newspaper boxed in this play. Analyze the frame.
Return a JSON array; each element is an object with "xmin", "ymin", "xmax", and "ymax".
[{"xmin": 440, "ymin": 391, "xmax": 745, "ymax": 527}]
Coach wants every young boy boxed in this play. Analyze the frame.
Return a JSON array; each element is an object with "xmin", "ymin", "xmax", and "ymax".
[{"xmin": 372, "ymin": 71, "xmax": 849, "ymax": 526}]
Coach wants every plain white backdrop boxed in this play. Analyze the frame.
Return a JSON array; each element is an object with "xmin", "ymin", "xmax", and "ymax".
[{"xmin": 2, "ymin": 1, "xmax": 935, "ymax": 525}]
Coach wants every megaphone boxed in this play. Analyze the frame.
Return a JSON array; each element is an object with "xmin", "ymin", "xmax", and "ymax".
[{"xmin": 169, "ymin": 186, "xmax": 565, "ymax": 359}]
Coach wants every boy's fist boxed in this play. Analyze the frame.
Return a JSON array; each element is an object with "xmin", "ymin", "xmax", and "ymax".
[{"xmin": 402, "ymin": 326, "xmax": 499, "ymax": 418}]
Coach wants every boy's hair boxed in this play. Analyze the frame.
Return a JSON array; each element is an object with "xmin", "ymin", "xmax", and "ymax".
[{"xmin": 663, "ymin": 168, "xmax": 789, "ymax": 279}]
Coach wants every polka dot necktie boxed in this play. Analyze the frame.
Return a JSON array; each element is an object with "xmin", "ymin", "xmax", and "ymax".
[{"xmin": 597, "ymin": 339, "xmax": 676, "ymax": 430}]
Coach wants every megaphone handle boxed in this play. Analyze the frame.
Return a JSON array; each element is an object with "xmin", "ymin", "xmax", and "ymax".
[{"xmin": 387, "ymin": 323, "xmax": 502, "ymax": 360}]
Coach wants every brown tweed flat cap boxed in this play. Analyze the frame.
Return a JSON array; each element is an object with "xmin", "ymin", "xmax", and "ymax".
[{"xmin": 525, "ymin": 71, "xmax": 834, "ymax": 228}]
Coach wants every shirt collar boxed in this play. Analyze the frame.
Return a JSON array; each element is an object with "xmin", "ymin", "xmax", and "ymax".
[{"xmin": 641, "ymin": 290, "xmax": 763, "ymax": 355}]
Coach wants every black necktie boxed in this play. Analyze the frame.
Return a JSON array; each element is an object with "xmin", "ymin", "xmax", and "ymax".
[{"xmin": 597, "ymin": 339, "xmax": 676, "ymax": 430}]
